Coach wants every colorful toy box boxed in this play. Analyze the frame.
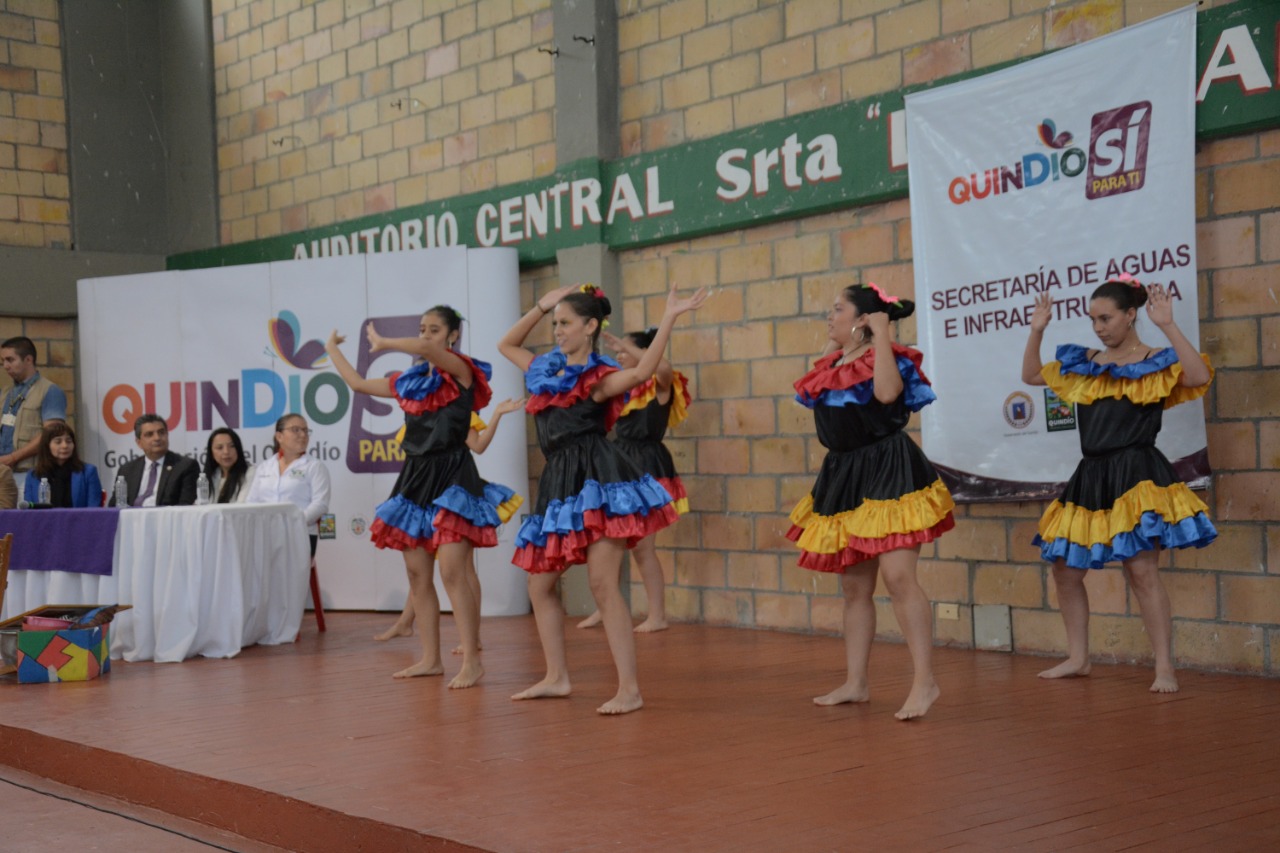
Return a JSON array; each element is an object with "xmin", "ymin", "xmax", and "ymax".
[{"xmin": 0, "ymin": 605, "xmax": 125, "ymax": 683}]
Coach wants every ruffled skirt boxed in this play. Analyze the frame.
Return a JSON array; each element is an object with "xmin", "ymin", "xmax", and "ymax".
[
  {"xmin": 514, "ymin": 434, "xmax": 678, "ymax": 573},
  {"xmin": 1034, "ymin": 446, "xmax": 1216, "ymax": 569},
  {"xmin": 371, "ymin": 447, "xmax": 523, "ymax": 553},
  {"xmin": 614, "ymin": 438, "xmax": 688, "ymax": 515},
  {"xmin": 787, "ymin": 430, "xmax": 955, "ymax": 572}
]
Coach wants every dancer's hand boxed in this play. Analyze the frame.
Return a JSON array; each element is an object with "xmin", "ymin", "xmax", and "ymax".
[
  {"xmin": 365, "ymin": 322, "xmax": 387, "ymax": 352},
  {"xmin": 1146, "ymin": 283, "xmax": 1175, "ymax": 328},
  {"xmin": 493, "ymin": 397, "xmax": 525, "ymax": 415},
  {"xmin": 536, "ymin": 284, "xmax": 580, "ymax": 313},
  {"xmin": 1030, "ymin": 292, "xmax": 1054, "ymax": 332},
  {"xmin": 863, "ymin": 311, "xmax": 891, "ymax": 340},
  {"xmin": 326, "ymin": 329, "xmax": 346, "ymax": 350},
  {"xmin": 662, "ymin": 283, "xmax": 710, "ymax": 320}
]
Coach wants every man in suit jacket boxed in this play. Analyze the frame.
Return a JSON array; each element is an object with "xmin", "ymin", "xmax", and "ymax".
[{"xmin": 109, "ymin": 414, "xmax": 199, "ymax": 507}]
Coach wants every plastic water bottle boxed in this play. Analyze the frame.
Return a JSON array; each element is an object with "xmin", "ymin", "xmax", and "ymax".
[
  {"xmin": 37, "ymin": 477, "xmax": 50, "ymax": 504},
  {"xmin": 195, "ymin": 472, "xmax": 210, "ymax": 505},
  {"xmin": 114, "ymin": 476, "xmax": 128, "ymax": 508}
]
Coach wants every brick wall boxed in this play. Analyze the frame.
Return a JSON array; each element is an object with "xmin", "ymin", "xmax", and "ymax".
[
  {"xmin": 0, "ymin": 0, "xmax": 69, "ymax": 249},
  {"xmin": 610, "ymin": 0, "xmax": 1280, "ymax": 675},
  {"xmin": 212, "ymin": 0, "xmax": 556, "ymax": 244}
]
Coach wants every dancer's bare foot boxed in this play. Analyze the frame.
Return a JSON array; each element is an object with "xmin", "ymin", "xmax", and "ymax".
[
  {"xmin": 451, "ymin": 642, "xmax": 483, "ymax": 655},
  {"xmin": 1150, "ymin": 669, "xmax": 1179, "ymax": 693},
  {"xmin": 1038, "ymin": 659, "xmax": 1092, "ymax": 679},
  {"xmin": 597, "ymin": 689, "xmax": 643, "ymax": 715},
  {"xmin": 576, "ymin": 611, "xmax": 603, "ymax": 629},
  {"xmin": 448, "ymin": 661, "xmax": 484, "ymax": 689},
  {"xmin": 813, "ymin": 680, "xmax": 870, "ymax": 706},
  {"xmin": 511, "ymin": 676, "xmax": 571, "ymax": 700},
  {"xmin": 392, "ymin": 659, "xmax": 443, "ymax": 679},
  {"xmin": 633, "ymin": 617, "xmax": 668, "ymax": 633},
  {"xmin": 373, "ymin": 624, "xmax": 413, "ymax": 642},
  {"xmin": 895, "ymin": 681, "xmax": 940, "ymax": 721}
]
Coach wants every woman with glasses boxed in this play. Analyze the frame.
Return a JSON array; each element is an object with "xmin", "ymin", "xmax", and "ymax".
[{"xmin": 246, "ymin": 413, "xmax": 332, "ymax": 557}]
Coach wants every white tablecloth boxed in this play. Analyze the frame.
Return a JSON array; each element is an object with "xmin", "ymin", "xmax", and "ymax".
[{"xmin": 2, "ymin": 503, "xmax": 310, "ymax": 662}]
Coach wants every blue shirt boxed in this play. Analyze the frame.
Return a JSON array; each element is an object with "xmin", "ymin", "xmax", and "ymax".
[{"xmin": 0, "ymin": 371, "xmax": 68, "ymax": 455}]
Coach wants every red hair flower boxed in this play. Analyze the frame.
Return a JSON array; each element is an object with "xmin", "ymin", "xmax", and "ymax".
[
  {"xmin": 864, "ymin": 281, "xmax": 901, "ymax": 304},
  {"xmin": 1111, "ymin": 272, "xmax": 1143, "ymax": 287}
]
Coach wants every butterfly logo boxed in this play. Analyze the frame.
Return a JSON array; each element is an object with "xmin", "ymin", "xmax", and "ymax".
[
  {"xmin": 267, "ymin": 310, "xmax": 329, "ymax": 369},
  {"xmin": 1037, "ymin": 119, "xmax": 1073, "ymax": 149}
]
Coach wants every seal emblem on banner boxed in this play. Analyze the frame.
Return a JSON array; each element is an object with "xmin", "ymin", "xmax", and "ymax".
[
  {"xmin": 1003, "ymin": 391, "xmax": 1035, "ymax": 429},
  {"xmin": 350, "ymin": 516, "xmax": 367, "ymax": 536}
]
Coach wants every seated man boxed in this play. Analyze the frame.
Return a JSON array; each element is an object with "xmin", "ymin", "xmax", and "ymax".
[{"xmin": 109, "ymin": 414, "xmax": 199, "ymax": 507}]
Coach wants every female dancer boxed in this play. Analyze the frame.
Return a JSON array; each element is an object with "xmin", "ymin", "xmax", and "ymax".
[
  {"xmin": 499, "ymin": 282, "xmax": 707, "ymax": 715},
  {"xmin": 788, "ymin": 283, "xmax": 954, "ymax": 721},
  {"xmin": 324, "ymin": 306, "xmax": 517, "ymax": 688},
  {"xmin": 578, "ymin": 328, "xmax": 692, "ymax": 633},
  {"xmin": 373, "ymin": 398, "xmax": 525, "ymax": 646},
  {"xmin": 1022, "ymin": 277, "xmax": 1215, "ymax": 693}
]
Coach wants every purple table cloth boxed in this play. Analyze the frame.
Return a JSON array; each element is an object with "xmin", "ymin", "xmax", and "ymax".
[{"xmin": 0, "ymin": 508, "xmax": 120, "ymax": 575}]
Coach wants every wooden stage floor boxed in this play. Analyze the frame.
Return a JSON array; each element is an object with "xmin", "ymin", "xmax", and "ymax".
[{"xmin": 1, "ymin": 611, "xmax": 1277, "ymax": 852}]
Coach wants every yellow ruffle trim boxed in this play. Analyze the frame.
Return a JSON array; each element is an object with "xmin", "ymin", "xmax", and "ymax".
[
  {"xmin": 618, "ymin": 371, "xmax": 692, "ymax": 427},
  {"xmin": 788, "ymin": 479, "xmax": 955, "ymax": 555},
  {"xmin": 1037, "ymin": 479, "xmax": 1209, "ymax": 545},
  {"xmin": 670, "ymin": 496, "xmax": 689, "ymax": 516},
  {"xmin": 1042, "ymin": 355, "xmax": 1212, "ymax": 409},
  {"xmin": 496, "ymin": 493, "xmax": 524, "ymax": 525}
]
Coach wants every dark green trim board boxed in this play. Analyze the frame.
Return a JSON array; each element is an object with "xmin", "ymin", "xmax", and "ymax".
[{"xmin": 169, "ymin": 3, "xmax": 1280, "ymax": 271}]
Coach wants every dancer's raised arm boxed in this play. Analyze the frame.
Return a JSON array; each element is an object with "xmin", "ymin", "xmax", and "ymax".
[
  {"xmin": 603, "ymin": 330, "xmax": 673, "ymax": 391},
  {"xmin": 1021, "ymin": 292, "xmax": 1053, "ymax": 386},
  {"xmin": 499, "ymin": 284, "xmax": 580, "ymax": 372},
  {"xmin": 365, "ymin": 318, "xmax": 473, "ymax": 388},
  {"xmin": 326, "ymin": 330, "xmax": 394, "ymax": 397},
  {"xmin": 1146, "ymin": 284, "xmax": 1210, "ymax": 387},
  {"xmin": 593, "ymin": 284, "xmax": 708, "ymax": 400},
  {"xmin": 466, "ymin": 398, "xmax": 524, "ymax": 454}
]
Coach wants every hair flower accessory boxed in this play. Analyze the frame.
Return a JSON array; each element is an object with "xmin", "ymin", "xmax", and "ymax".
[
  {"xmin": 864, "ymin": 281, "xmax": 901, "ymax": 304},
  {"xmin": 1111, "ymin": 272, "xmax": 1143, "ymax": 287},
  {"xmin": 579, "ymin": 283, "xmax": 606, "ymax": 300}
]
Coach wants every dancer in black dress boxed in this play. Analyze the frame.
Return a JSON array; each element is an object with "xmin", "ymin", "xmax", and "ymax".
[
  {"xmin": 578, "ymin": 327, "xmax": 691, "ymax": 633},
  {"xmin": 1022, "ymin": 276, "xmax": 1215, "ymax": 692},
  {"xmin": 325, "ymin": 306, "xmax": 518, "ymax": 688},
  {"xmin": 788, "ymin": 283, "xmax": 954, "ymax": 720},
  {"xmin": 499, "ymin": 282, "xmax": 707, "ymax": 715}
]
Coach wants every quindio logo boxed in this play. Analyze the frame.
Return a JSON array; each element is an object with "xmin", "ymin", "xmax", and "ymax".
[{"xmin": 947, "ymin": 101, "xmax": 1152, "ymax": 205}]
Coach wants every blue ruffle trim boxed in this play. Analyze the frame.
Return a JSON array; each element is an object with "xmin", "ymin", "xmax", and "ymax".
[
  {"xmin": 375, "ymin": 484, "xmax": 503, "ymax": 539},
  {"xmin": 1056, "ymin": 344, "xmax": 1177, "ymax": 380},
  {"xmin": 394, "ymin": 357, "xmax": 494, "ymax": 401},
  {"xmin": 525, "ymin": 349, "xmax": 619, "ymax": 396},
  {"xmin": 513, "ymin": 476, "xmax": 672, "ymax": 548},
  {"xmin": 796, "ymin": 353, "xmax": 936, "ymax": 412},
  {"xmin": 1034, "ymin": 510, "xmax": 1218, "ymax": 569}
]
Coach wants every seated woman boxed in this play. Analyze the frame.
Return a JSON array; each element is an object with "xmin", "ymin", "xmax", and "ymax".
[
  {"xmin": 23, "ymin": 421, "xmax": 103, "ymax": 507},
  {"xmin": 203, "ymin": 427, "xmax": 255, "ymax": 503},
  {"xmin": 245, "ymin": 413, "xmax": 331, "ymax": 556}
]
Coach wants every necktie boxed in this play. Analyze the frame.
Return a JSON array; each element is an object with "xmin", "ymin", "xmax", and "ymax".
[{"xmin": 134, "ymin": 460, "xmax": 159, "ymax": 506}]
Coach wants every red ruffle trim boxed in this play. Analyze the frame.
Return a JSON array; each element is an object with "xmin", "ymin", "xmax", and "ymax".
[
  {"xmin": 525, "ymin": 363, "xmax": 625, "ymax": 430},
  {"xmin": 370, "ymin": 509, "xmax": 498, "ymax": 554},
  {"xmin": 654, "ymin": 476, "xmax": 689, "ymax": 516},
  {"xmin": 513, "ymin": 504, "xmax": 679, "ymax": 574},
  {"xmin": 788, "ymin": 514, "xmax": 956, "ymax": 573},
  {"xmin": 391, "ymin": 354, "xmax": 492, "ymax": 415},
  {"xmin": 794, "ymin": 344, "xmax": 930, "ymax": 400}
]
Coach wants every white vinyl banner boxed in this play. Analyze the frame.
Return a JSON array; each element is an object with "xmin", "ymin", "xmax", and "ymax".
[
  {"xmin": 906, "ymin": 7, "xmax": 1206, "ymax": 501},
  {"xmin": 77, "ymin": 247, "xmax": 530, "ymax": 614}
]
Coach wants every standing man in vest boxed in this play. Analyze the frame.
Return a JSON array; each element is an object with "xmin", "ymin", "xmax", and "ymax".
[{"xmin": 0, "ymin": 336, "xmax": 68, "ymax": 494}]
